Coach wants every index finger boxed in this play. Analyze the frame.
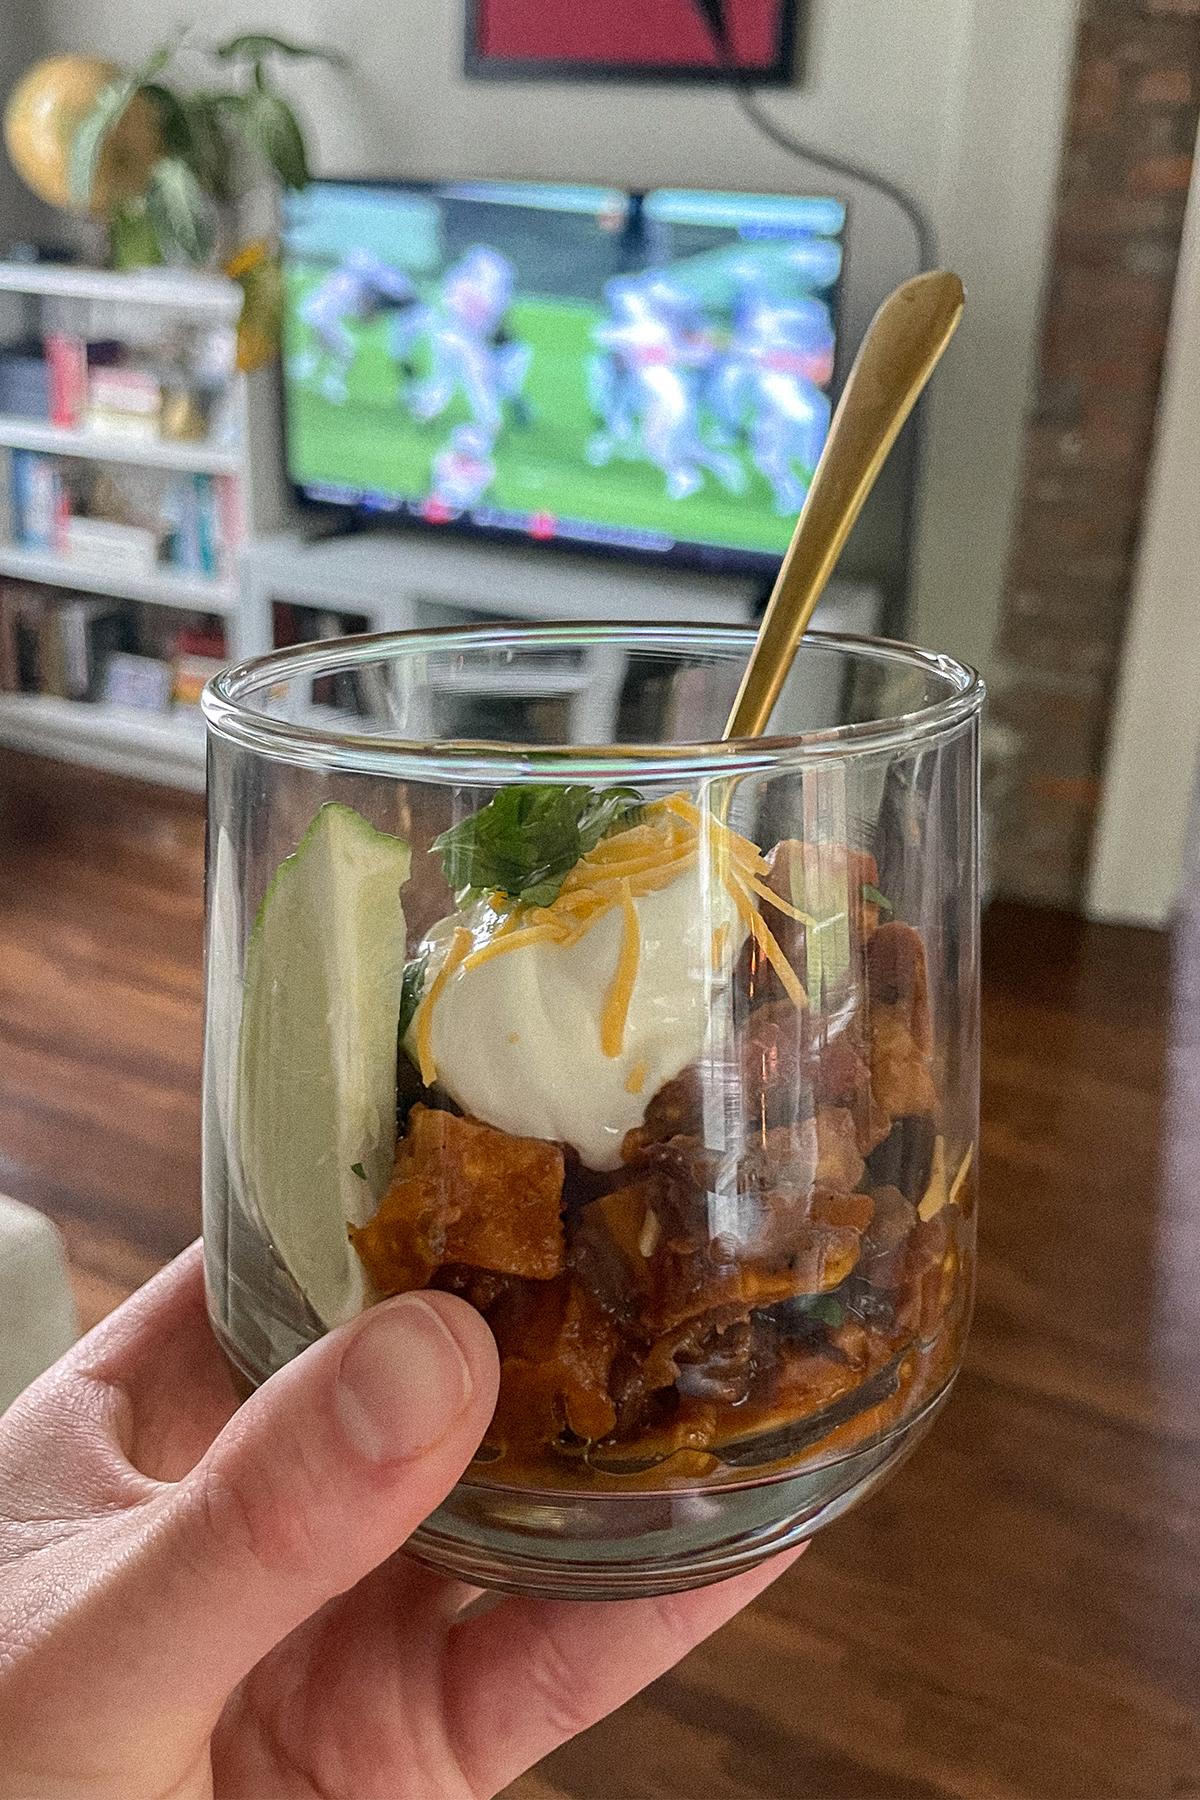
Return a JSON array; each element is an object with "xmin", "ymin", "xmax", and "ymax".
[{"xmin": 64, "ymin": 1241, "xmax": 242, "ymax": 1482}]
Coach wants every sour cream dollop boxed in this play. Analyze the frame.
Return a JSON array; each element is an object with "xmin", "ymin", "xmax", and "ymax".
[{"xmin": 409, "ymin": 860, "xmax": 746, "ymax": 1170}]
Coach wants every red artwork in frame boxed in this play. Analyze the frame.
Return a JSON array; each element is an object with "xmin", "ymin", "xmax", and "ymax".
[{"xmin": 465, "ymin": 0, "xmax": 802, "ymax": 85}]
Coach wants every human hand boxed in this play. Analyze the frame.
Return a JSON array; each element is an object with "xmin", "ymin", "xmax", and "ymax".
[{"xmin": 0, "ymin": 1242, "xmax": 799, "ymax": 1799}]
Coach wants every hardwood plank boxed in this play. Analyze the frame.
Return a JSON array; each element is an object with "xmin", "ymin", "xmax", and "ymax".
[{"xmin": 3, "ymin": 750, "xmax": 1199, "ymax": 1800}]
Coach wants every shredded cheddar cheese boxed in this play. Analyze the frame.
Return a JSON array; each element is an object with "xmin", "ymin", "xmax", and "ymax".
[
  {"xmin": 600, "ymin": 879, "xmax": 641, "ymax": 1057},
  {"xmin": 726, "ymin": 875, "xmax": 807, "ymax": 1008},
  {"xmin": 416, "ymin": 925, "xmax": 473, "ymax": 1086},
  {"xmin": 741, "ymin": 869, "xmax": 816, "ymax": 926},
  {"xmin": 625, "ymin": 1060, "xmax": 648, "ymax": 1095},
  {"xmin": 711, "ymin": 920, "xmax": 731, "ymax": 971}
]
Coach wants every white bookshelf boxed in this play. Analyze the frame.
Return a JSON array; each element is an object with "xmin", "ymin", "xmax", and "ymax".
[
  {"xmin": 0, "ymin": 692, "xmax": 206, "ymax": 789},
  {"xmin": 0, "ymin": 417, "xmax": 241, "ymax": 474},
  {"xmin": 0, "ymin": 263, "xmax": 241, "ymax": 316},
  {"xmin": 0, "ymin": 545, "xmax": 237, "ymax": 612},
  {"xmin": 0, "ymin": 261, "xmax": 285, "ymax": 787}
]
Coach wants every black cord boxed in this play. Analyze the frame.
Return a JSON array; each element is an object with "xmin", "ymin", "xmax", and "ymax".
[
  {"xmin": 688, "ymin": 0, "xmax": 936, "ymax": 271},
  {"xmin": 687, "ymin": 0, "xmax": 934, "ymax": 634},
  {"xmin": 731, "ymin": 84, "xmax": 936, "ymax": 273}
]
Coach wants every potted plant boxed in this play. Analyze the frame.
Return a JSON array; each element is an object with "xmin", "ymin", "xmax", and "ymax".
[{"xmin": 69, "ymin": 31, "xmax": 346, "ymax": 270}]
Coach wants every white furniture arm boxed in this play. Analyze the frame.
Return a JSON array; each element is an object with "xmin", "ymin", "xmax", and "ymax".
[{"xmin": 0, "ymin": 1195, "xmax": 78, "ymax": 1415}]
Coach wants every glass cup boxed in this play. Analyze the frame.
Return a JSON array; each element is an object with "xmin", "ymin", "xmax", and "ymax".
[{"xmin": 201, "ymin": 623, "xmax": 982, "ymax": 1600}]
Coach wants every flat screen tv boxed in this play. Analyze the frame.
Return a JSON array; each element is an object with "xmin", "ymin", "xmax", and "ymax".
[{"xmin": 280, "ymin": 177, "xmax": 845, "ymax": 576}]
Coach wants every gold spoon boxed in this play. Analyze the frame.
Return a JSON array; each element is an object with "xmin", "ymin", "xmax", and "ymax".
[{"xmin": 722, "ymin": 270, "xmax": 965, "ymax": 740}]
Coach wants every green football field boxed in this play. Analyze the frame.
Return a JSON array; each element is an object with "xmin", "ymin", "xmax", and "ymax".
[{"xmin": 283, "ymin": 269, "xmax": 799, "ymax": 557}]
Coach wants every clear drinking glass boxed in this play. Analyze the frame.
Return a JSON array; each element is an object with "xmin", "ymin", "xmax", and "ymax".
[{"xmin": 201, "ymin": 623, "xmax": 982, "ymax": 1599}]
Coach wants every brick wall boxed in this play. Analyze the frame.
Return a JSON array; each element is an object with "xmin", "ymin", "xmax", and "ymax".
[{"xmin": 989, "ymin": 0, "xmax": 1200, "ymax": 907}]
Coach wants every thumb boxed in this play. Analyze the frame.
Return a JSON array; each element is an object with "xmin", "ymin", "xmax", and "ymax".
[{"xmin": 136, "ymin": 1289, "xmax": 499, "ymax": 1711}]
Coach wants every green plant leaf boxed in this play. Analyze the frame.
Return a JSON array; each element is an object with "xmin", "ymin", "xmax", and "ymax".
[
  {"xmin": 577, "ymin": 786, "xmax": 644, "ymax": 854},
  {"xmin": 109, "ymin": 199, "xmax": 163, "ymax": 269},
  {"xmin": 145, "ymin": 155, "xmax": 213, "ymax": 263},
  {"xmin": 235, "ymin": 88, "xmax": 309, "ymax": 190},
  {"xmin": 178, "ymin": 92, "xmax": 235, "ymax": 200},
  {"xmin": 862, "ymin": 883, "xmax": 893, "ymax": 913},
  {"xmin": 214, "ymin": 33, "xmax": 349, "ymax": 69},
  {"xmin": 69, "ymin": 76, "xmax": 138, "ymax": 210},
  {"xmin": 433, "ymin": 784, "xmax": 645, "ymax": 906},
  {"xmin": 68, "ymin": 41, "xmax": 174, "ymax": 209},
  {"xmin": 139, "ymin": 81, "xmax": 191, "ymax": 156}
]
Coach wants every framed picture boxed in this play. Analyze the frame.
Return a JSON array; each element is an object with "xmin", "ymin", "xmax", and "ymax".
[{"xmin": 465, "ymin": 0, "xmax": 802, "ymax": 85}]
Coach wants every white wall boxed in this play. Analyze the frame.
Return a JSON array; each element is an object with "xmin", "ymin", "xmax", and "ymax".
[
  {"xmin": 0, "ymin": 8, "xmax": 56, "ymax": 249},
  {"xmin": 37, "ymin": 0, "xmax": 1080, "ymax": 685},
  {"xmin": 1087, "ymin": 118, "xmax": 1200, "ymax": 928}
]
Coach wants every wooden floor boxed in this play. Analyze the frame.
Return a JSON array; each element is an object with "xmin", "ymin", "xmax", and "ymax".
[{"xmin": 1, "ymin": 748, "xmax": 1197, "ymax": 1800}]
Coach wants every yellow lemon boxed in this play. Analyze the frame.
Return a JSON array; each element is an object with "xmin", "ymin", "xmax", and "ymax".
[{"xmin": 4, "ymin": 55, "xmax": 162, "ymax": 214}]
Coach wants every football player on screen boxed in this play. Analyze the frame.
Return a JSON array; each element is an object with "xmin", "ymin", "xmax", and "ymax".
[{"xmin": 290, "ymin": 248, "xmax": 418, "ymax": 404}]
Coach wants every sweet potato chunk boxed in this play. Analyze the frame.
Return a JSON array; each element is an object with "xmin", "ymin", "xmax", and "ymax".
[
  {"xmin": 739, "ymin": 1003, "xmax": 810, "ymax": 1131},
  {"xmin": 350, "ymin": 1104, "xmax": 565, "ymax": 1293},
  {"xmin": 637, "ymin": 1064, "xmax": 704, "ymax": 1146},
  {"xmin": 866, "ymin": 920, "xmax": 931, "ymax": 1052},
  {"xmin": 870, "ymin": 1005, "xmax": 938, "ymax": 1120},
  {"xmin": 733, "ymin": 839, "xmax": 881, "ymax": 1012},
  {"xmin": 488, "ymin": 1275, "xmax": 621, "ymax": 1447},
  {"xmin": 894, "ymin": 1209, "xmax": 959, "ymax": 1341},
  {"xmin": 855, "ymin": 1184, "xmax": 918, "ymax": 1290},
  {"xmin": 815, "ymin": 1107, "xmax": 866, "ymax": 1192},
  {"xmin": 569, "ymin": 1178, "xmax": 665, "ymax": 1318}
]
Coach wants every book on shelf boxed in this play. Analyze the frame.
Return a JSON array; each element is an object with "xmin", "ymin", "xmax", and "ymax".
[
  {"xmin": 86, "ymin": 367, "xmax": 161, "ymax": 437},
  {"xmin": 171, "ymin": 653, "xmax": 226, "ymax": 706},
  {"xmin": 0, "ymin": 584, "xmax": 57, "ymax": 694},
  {"xmin": 62, "ymin": 516, "xmax": 159, "ymax": 576},
  {"xmin": 0, "ymin": 463, "xmax": 232, "ymax": 587},
  {"xmin": 0, "ymin": 576, "xmax": 229, "ymax": 707},
  {"xmin": 10, "ymin": 450, "xmax": 68, "ymax": 552},
  {"xmin": 0, "ymin": 582, "xmax": 138, "ymax": 699},
  {"xmin": 0, "ymin": 585, "xmax": 28, "ymax": 691},
  {"xmin": 102, "ymin": 651, "xmax": 173, "ymax": 712},
  {"xmin": 0, "ymin": 448, "xmax": 13, "ymax": 546},
  {"xmin": 272, "ymin": 601, "xmax": 370, "ymax": 647},
  {"xmin": 0, "ymin": 343, "xmax": 48, "ymax": 420},
  {"xmin": 44, "ymin": 334, "xmax": 87, "ymax": 428},
  {"xmin": 36, "ymin": 602, "xmax": 68, "ymax": 697},
  {"xmin": 215, "ymin": 473, "xmax": 245, "ymax": 579},
  {"xmin": 162, "ymin": 473, "xmax": 219, "ymax": 576},
  {"xmin": 64, "ymin": 600, "xmax": 141, "ymax": 699}
]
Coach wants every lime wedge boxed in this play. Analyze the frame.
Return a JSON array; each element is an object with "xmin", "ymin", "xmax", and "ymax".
[{"xmin": 237, "ymin": 803, "xmax": 410, "ymax": 1328}]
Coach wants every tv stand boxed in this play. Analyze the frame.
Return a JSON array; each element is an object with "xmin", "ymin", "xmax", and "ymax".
[
  {"xmin": 238, "ymin": 527, "xmax": 881, "ymax": 656},
  {"xmin": 238, "ymin": 528, "xmax": 882, "ymax": 746}
]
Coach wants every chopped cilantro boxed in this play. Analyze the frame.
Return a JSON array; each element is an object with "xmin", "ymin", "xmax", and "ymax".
[
  {"xmin": 350, "ymin": 1161, "xmax": 366, "ymax": 1180},
  {"xmin": 432, "ymin": 783, "xmax": 644, "ymax": 907},
  {"xmin": 795, "ymin": 1293, "xmax": 844, "ymax": 1327}
]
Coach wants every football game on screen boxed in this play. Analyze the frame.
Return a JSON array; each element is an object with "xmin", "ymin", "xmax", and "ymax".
[{"xmin": 281, "ymin": 179, "xmax": 844, "ymax": 569}]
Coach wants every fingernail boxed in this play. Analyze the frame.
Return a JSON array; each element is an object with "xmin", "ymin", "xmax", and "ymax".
[{"xmin": 335, "ymin": 1294, "xmax": 474, "ymax": 1463}]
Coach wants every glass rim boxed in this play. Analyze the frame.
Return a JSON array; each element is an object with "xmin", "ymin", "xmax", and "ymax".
[{"xmin": 202, "ymin": 622, "xmax": 984, "ymax": 782}]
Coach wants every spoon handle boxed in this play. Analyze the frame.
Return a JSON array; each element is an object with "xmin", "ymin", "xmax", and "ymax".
[{"xmin": 722, "ymin": 270, "xmax": 965, "ymax": 741}]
